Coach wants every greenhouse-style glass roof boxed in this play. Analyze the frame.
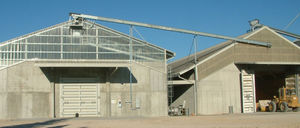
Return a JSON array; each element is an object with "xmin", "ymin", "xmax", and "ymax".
[{"xmin": 0, "ymin": 20, "xmax": 174, "ymax": 68}]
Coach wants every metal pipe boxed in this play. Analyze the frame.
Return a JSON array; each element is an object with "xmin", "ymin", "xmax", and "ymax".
[
  {"xmin": 284, "ymin": 12, "xmax": 300, "ymax": 30},
  {"xmin": 296, "ymin": 74, "xmax": 299, "ymax": 103},
  {"xmin": 51, "ymin": 68, "xmax": 56, "ymax": 118},
  {"xmin": 129, "ymin": 25, "xmax": 133, "ymax": 108},
  {"xmin": 70, "ymin": 13, "xmax": 271, "ymax": 47},
  {"xmin": 269, "ymin": 26, "xmax": 300, "ymax": 39},
  {"xmin": 193, "ymin": 36, "xmax": 198, "ymax": 115}
]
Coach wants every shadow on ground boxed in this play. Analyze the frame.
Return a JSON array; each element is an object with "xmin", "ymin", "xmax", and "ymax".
[{"xmin": 0, "ymin": 118, "xmax": 71, "ymax": 128}]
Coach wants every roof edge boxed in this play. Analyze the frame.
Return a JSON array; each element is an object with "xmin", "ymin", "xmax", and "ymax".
[
  {"xmin": 178, "ymin": 43, "xmax": 236, "ymax": 75},
  {"xmin": 0, "ymin": 21, "xmax": 71, "ymax": 47},
  {"xmin": 264, "ymin": 26, "xmax": 300, "ymax": 50},
  {"xmin": 176, "ymin": 26, "xmax": 270, "ymax": 75},
  {"xmin": 85, "ymin": 20, "xmax": 175, "ymax": 58},
  {"xmin": 0, "ymin": 20, "xmax": 175, "ymax": 59}
]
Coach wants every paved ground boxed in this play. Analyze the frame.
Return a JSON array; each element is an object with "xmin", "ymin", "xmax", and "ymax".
[{"xmin": 1, "ymin": 112, "xmax": 300, "ymax": 128}]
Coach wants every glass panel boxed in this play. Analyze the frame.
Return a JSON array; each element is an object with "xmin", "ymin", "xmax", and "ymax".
[{"xmin": 0, "ymin": 21, "xmax": 167, "ymax": 69}]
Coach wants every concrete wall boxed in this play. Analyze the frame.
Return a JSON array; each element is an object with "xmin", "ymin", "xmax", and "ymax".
[
  {"xmin": 52, "ymin": 63, "xmax": 167, "ymax": 118},
  {"xmin": 234, "ymin": 28, "xmax": 300, "ymax": 63},
  {"xmin": 197, "ymin": 64, "xmax": 241, "ymax": 115},
  {"xmin": 171, "ymin": 64, "xmax": 241, "ymax": 115},
  {"xmin": 100, "ymin": 63, "xmax": 167, "ymax": 117},
  {"xmin": 0, "ymin": 60, "xmax": 167, "ymax": 119},
  {"xmin": 190, "ymin": 27, "xmax": 300, "ymax": 115},
  {"xmin": 0, "ymin": 61, "xmax": 51, "ymax": 119},
  {"xmin": 168, "ymin": 27, "xmax": 300, "ymax": 115},
  {"xmin": 193, "ymin": 27, "xmax": 300, "ymax": 83},
  {"xmin": 0, "ymin": 68, "xmax": 8, "ymax": 119}
]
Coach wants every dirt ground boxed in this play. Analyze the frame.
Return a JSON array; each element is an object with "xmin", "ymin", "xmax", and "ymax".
[{"xmin": 1, "ymin": 112, "xmax": 300, "ymax": 128}]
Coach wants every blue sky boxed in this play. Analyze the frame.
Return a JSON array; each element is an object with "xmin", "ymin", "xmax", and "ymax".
[{"xmin": 0, "ymin": 0, "xmax": 299, "ymax": 61}]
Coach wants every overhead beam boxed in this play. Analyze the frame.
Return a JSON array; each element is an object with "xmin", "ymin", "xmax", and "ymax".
[
  {"xmin": 168, "ymin": 80, "xmax": 194, "ymax": 85},
  {"xmin": 70, "ymin": 13, "xmax": 272, "ymax": 48}
]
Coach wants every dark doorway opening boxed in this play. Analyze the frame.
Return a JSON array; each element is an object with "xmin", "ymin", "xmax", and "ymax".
[
  {"xmin": 255, "ymin": 70, "xmax": 285, "ymax": 101},
  {"xmin": 237, "ymin": 64, "xmax": 299, "ymax": 112}
]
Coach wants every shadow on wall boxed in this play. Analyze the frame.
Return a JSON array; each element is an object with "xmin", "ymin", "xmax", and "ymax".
[
  {"xmin": 109, "ymin": 67, "xmax": 138, "ymax": 84},
  {"xmin": 40, "ymin": 67, "xmax": 137, "ymax": 84},
  {"xmin": 172, "ymin": 84, "xmax": 193, "ymax": 104},
  {"xmin": 1, "ymin": 118, "xmax": 71, "ymax": 128}
]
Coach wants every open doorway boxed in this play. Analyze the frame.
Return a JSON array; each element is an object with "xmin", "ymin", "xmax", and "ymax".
[
  {"xmin": 238, "ymin": 64, "xmax": 298, "ymax": 112},
  {"xmin": 255, "ymin": 70, "xmax": 285, "ymax": 102}
]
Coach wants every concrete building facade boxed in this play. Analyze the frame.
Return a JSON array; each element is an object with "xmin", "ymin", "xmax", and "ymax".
[
  {"xmin": 0, "ymin": 20, "xmax": 174, "ymax": 119},
  {"xmin": 168, "ymin": 26, "xmax": 300, "ymax": 115}
]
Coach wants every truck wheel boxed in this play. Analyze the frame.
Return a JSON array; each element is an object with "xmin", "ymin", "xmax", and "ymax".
[
  {"xmin": 280, "ymin": 102, "xmax": 288, "ymax": 112},
  {"xmin": 269, "ymin": 101, "xmax": 277, "ymax": 112}
]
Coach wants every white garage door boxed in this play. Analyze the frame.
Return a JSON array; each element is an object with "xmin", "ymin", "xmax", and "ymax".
[
  {"xmin": 241, "ymin": 70, "xmax": 256, "ymax": 113},
  {"xmin": 60, "ymin": 83, "xmax": 100, "ymax": 117}
]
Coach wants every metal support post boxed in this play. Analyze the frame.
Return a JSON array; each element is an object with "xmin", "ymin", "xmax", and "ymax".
[
  {"xmin": 25, "ymin": 39, "xmax": 28, "ymax": 59},
  {"xmin": 9, "ymin": 44, "xmax": 12, "ymax": 65},
  {"xmin": 96, "ymin": 28, "xmax": 99, "ymax": 59},
  {"xmin": 60, "ymin": 27, "xmax": 63, "ymax": 59},
  {"xmin": 12, "ymin": 43, "xmax": 15, "ymax": 64},
  {"xmin": 168, "ymin": 66, "xmax": 174, "ymax": 106},
  {"xmin": 129, "ymin": 25, "xmax": 133, "ymax": 108},
  {"xmin": 296, "ymin": 74, "xmax": 299, "ymax": 103},
  {"xmin": 193, "ymin": 35, "xmax": 198, "ymax": 115},
  {"xmin": 16, "ymin": 42, "xmax": 19, "ymax": 61}
]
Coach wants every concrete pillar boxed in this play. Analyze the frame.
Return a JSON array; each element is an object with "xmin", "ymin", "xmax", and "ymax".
[
  {"xmin": 106, "ymin": 69, "xmax": 111, "ymax": 117},
  {"xmin": 54, "ymin": 69, "xmax": 60, "ymax": 118},
  {"xmin": 50, "ymin": 82, "xmax": 55, "ymax": 118}
]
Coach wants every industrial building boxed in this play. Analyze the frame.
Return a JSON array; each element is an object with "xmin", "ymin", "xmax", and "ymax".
[
  {"xmin": 1, "ymin": 12, "xmax": 300, "ymax": 119},
  {"xmin": 168, "ymin": 26, "xmax": 300, "ymax": 115},
  {"xmin": 0, "ymin": 20, "xmax": 175, "ymax": 119}
]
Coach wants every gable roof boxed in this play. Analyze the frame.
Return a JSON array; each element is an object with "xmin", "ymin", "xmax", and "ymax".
[
  {"xmin": 168, "ymin": 26, "xmax": 300, "ymax": 76},
  {"xmin": 0, "ymin": 20, "xmax": 174, "ymax": 57},
  {"xmin": 0, "ymin": 20, "xmax": 175, "ymax": 67},
  {"xmin": 168, "ymin": 31, "xmax": 252, "ymax": 75}
]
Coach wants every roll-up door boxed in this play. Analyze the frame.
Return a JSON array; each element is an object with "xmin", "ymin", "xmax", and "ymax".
[
  {"xmin": 60, "ymin": 83, "xmax": 99, "ymax": 117},
  {"xmin": 241, "ymin": 70, "xmax": 256, "ymax": 113}
]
